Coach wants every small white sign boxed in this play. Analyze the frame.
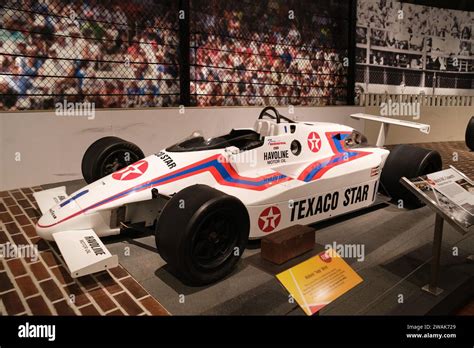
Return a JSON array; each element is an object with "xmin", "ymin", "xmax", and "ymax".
[{"xmin": 53, "ymin": 229, "xmax": 118, "ymax": 278}]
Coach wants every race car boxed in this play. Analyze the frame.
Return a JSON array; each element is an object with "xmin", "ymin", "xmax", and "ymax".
[{"xmin": 34, "ymin": 107, "xmax": 442, "ymax": 285}]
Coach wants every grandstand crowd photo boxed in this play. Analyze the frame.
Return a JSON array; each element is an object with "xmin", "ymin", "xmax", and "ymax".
[
  {"xmin": 0, "ymin": 0, "xmax": 351, "ymax": 110},
  {"xmin": 0, "ymin": 0, "xmax": 472, "ymax": 109},
  {"xmin": 0, "ymin": 0, "xmax": 180, "ymax": 110}
]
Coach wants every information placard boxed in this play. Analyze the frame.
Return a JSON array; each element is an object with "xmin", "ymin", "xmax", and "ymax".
[
  {"xmin": 276, "ymin": 248, "xmax": 363, "ymax": 315},
  {"xmin": 406, "ymin": 167, "xmax": 474, "ymax": 230}
]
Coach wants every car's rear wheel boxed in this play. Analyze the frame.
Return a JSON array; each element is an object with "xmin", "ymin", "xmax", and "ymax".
[
  {"xmin": 381, "ymin": 144, "xmax": 442, "ymax": 208},
  {"xmin": 465, "ymin": 116, "xmax": 474, "ymax": 151},
  {"xmin": 81, "ymin": 136, "xmax": 144, "ymax": 184},
  {"xmin": 156, "ymin": 184, "xmax": 250, "ymax": 285}
]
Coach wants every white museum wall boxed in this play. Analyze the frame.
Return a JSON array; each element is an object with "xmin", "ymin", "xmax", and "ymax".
[{"xmin": 0, "ymin": 106, "xmax": 364, "ymax": 190}]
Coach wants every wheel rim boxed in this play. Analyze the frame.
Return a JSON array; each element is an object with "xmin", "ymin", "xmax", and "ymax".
[
  {"xmin": 100, "ymin": 149, "xmax": 140, "ymax": 177},
  {"xmin": 191, "ymin": 209, "xmax": 239, "ymax": 270}
]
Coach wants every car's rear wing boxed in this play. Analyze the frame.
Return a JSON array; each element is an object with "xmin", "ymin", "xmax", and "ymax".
[{"xmin": 350, "ymin": 113, "xmax": 430, "ymax": 147}]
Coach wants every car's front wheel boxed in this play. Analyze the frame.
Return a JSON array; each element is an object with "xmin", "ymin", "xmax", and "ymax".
[
  {"xmin": 156, "ymin": 184, "xmax": 250, "ymax": 285},
  {"xmin": 81, "ymin": 136, "xmax": 144, "ymax": 184}
]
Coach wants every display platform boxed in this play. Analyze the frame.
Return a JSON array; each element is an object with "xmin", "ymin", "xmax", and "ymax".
[{"xmin": 38, "ymin": 178, "xmax": 473, "ymax": 316}]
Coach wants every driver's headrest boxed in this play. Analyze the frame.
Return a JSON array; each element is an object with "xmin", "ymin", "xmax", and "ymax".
[{"xmin": 254, "ymin": 120, "xmax": 287, "ymax": 137}]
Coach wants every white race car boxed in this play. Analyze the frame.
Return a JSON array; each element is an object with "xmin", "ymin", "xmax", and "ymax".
[{"xmin": 34, "ymin": 107, "xmax": 441, "ymax": 285}]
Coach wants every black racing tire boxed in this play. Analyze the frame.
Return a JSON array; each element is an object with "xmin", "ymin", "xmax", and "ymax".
[
  {"xmin": 465, "ymin": 116, "xmax": 474, "ymax": 151},
  {"xmin": 156, "ymin": 184, "xmax": 250, "ymax": 285},
  {"xmin": 381, "ymin": 144, "xmax": 442, "ymax": 209},
  {"xmin": 81, "ymin": 136, "xmax": 144, "ymax": 184}
]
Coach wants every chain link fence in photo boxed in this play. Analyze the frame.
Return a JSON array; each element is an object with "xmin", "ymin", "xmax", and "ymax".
[
  {"xmin": 0, "ymin": 0, "xmax": 354, "ymax": 111},
  {"xmin": 0, "ymin": 0, "xmax": 180, "ymax": 111},
  {"xmin": 189, "ymin": 0, "xmax": 351, "ymax": 107}
]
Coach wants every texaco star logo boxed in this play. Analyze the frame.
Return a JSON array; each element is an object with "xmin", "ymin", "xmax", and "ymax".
[
  {"xmin": 112, "ymin": 160, "xmax": 148, "ymax": 181},
  {"xmin": 307, "ymin": 132, "xmax": 321, "ymax": 153},
  {"xmin": 258, "ymin": 206, "xmax": 281, "ymax": 233}
]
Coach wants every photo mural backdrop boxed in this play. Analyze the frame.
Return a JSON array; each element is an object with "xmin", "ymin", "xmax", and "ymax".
[
  {"xmin": 0, "ymin": 0, "xmax": 351, "ymax": 111},
  {"xmin": 356, "ymin": 0, "xmax": 474, "ymax": 95},
  {"xmin": 189, "ymin": 0, "xmax": 351, "ymax": 106},
  {"xmin": 0, "ymin": 0, "xmax": 180, "ymax": 111}
]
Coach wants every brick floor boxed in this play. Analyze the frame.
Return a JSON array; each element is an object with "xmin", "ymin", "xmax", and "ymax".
[{"xmin": 0, "ymin": 186, "xmax": 169, "ymax": 316}]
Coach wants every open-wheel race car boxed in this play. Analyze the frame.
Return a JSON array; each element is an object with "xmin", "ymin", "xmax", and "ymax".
[{"xmin": 34, "ymin": 107, "xmax": 442, "ymax": 285}]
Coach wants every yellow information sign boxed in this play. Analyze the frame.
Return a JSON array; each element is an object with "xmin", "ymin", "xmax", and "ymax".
[{"xmin": 276, "ymin": 248, "xmax": 363, "ymax": 315}]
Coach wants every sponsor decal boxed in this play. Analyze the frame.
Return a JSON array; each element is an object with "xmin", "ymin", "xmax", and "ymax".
[
  {"xmin": 156, "ymin": 152, "xmax": 177, "ymax": 169},
  {"xmin": 267, "ymin": 138, "xmax": 287, "ymax": 148},
  {"xmin": 85, "ymin": 236, "xmax": 106, "ymax": 256},
  {"xmin": 258, "ymin": 206, "xmax": 281, "ymax": 233},
  {"xmin": 307, "ymin": 131, "xmax": 322, "ymax": 153},
  {"xmin": 112, "ymin": 159, "xmax": 148, "ymax": 181},
  {"xmin": 263, "ymin": 150, "xmax": 289, "ymax": 164},
  {"xmin": 370, "ymin": 166, "xmax": 380, "ymax": 177},
  {"xmin": 290, "ymin": 184, "xmax": 370, "ymax": 222},
  {"xmin": 49, "ymin": 208, "xmax": 57, "ymax": 219},
  {"xmin": 80, "ymin": 235, "xmax": 106, "ymax": 256}
]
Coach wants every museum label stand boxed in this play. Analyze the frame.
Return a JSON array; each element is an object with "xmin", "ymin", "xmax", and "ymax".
[{"xmin": 401, "ymin": 165, "xmax": 474, "ymax": 296}]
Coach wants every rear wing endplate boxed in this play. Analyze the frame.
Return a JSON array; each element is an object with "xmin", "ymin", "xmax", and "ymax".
[{"xmin": 350, "ymin": 113, "xmax": 430, "ymax": 147}]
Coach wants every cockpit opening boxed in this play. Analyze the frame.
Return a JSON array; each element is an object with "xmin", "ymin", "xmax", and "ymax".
[{"xmin": 166, "ymin": 129, "xmax": 264, "ymax": 152}]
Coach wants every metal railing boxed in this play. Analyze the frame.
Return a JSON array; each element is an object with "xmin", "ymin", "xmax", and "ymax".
[{"xmin": 358, "ymin": 93, "xmax": 474, "ymax": 107}]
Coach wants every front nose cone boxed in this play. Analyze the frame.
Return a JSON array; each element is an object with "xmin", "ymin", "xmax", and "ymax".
[
  {"xmin": 35, "ymin": 198, "xmax": 84, "ymax": 241},
  {"xmin": 36, "ymin": 209, "xmax": 61, "ymax": 241},
  {"xmin": 35, "ymin": 217, "xmax": 55, "ymax": 241}
]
